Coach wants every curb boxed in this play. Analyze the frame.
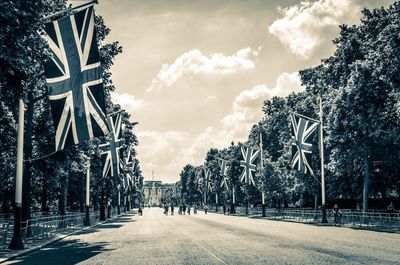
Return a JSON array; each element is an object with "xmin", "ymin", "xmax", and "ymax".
[{"xmin": 0, "ymin": 212, "xmax": 133, "ymax": 264}]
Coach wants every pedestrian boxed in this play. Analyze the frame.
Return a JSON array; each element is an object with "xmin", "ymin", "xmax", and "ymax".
[
  {"xmin": 187, "ymin": 205, "xmax": 191, "ymax": 215},
  {"xmin": 194, "ymin": 204, "xmax": 198, "ymax": 215},
  {"xmin": 183, "ymin": 204, "xmax": 186, "ymax": 215},
  {"xmin": 164, "ymin": 204, "xmax": 168, "ymax": 215},
  {"xmin": 223, "ymin": 204, "xmax": 226, "ymax": 215},
  {"xmin": 171, "ymin": 205, "xmax": 174, "ymax": 215},
  {"xmin": 387, "ymin": 201, "xmax": 395, "ymax": 213},
  {"xmin": 138, "ymin": 207, "xmax": 143, "ymax": 216},
  {"xmin": 179, "ymin": 205, "xmax": 182, "ymax": 215},
  {"xmin": 332, "ymin": 204, "xmax": 342, "ymax": 227},
  {"xmin": 204, "ymin": 204, "xmax": 208, "ymax": 214}
]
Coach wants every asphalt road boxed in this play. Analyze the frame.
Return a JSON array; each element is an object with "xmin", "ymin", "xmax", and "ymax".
[{"xmin": 5, "ymin": 208, "xmax": 400, "ymax": 265}]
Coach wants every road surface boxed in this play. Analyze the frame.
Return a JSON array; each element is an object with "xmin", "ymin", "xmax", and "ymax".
[{"xmin": 5, "ymin": 208, "xmax": 400, "ymax": 265}]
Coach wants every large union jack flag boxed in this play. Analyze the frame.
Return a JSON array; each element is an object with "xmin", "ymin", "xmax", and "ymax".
[
  {"xmin": 290, "ymin": 113, "xmax": 319, "ymax": 176},
  {"xmin": 99, "ymin": 113, "xmax": 122, "ymax": 178},
  {"xmin": 120, "ymin": 146, "xmax": 135, "ymax": 191},
  {"xmin": 120, "ymin": 145, "xmax": 135, "ymax": 174},
  {"xmin": 43, "ymin": 6, "xmax": 108, "ymax": 151},
  {"xmin": 203, "ymin": 168, "xmax": 214, "ymax": 192},
  {"xmin": 196, "ymin": 173, "xmax": 204, "ymax": 193},
  {"xmin": 239, "ymin": 145, "xmax": 259, "ymax": 186},
  {"xmin": 219, "ymin": 159, "xmax": 229, "ymax": 190}
]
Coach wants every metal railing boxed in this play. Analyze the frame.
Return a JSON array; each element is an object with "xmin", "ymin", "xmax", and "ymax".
[
  {"xmin": 0, "ymin": 207, "xmax": 126, "ymax": 248},
  {"xmin": 211, "ymin": 207, "xmax": 400, "ymax": 229}
]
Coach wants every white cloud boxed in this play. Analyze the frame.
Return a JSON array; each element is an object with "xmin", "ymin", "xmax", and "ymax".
[
  {"xmin": 136, "ymin": 130, "xmax": 188, "ymax": 175},
  {"xmin": 203, "ymin": 95, "xmax": 217, "ymax": 104},
  {"xmin": 179, "ymin": 72, "xmax": 304, "ymax": 166},
  {"xmin": 222, "ymin": 72, "xmax": 303, "ymax": 138},
  {"xmin": 111, "ymin": 92, "xmax": 144, "ymax": 113},
  {"xmin": 148, "ymin": 47, "xmax": 257, "ymax": 92},
  {"xmin": 268, "ymin": 0, "xmax": 360, "ymax": 59}
]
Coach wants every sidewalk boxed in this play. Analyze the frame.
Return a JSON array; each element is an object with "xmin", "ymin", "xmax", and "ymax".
[{"xmin": 0, "ymin": 211, "xmax": 134, "ymax": 264}]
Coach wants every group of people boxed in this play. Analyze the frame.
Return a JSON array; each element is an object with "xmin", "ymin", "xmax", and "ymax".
[{"xmin": 163, "ymin": 204, "xmax": 210, "ymax": 215}]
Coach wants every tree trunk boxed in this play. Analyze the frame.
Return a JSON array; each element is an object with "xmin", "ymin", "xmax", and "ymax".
[
  {"xmin": 59, "ymin": 162, "xmax": 70, "ymax": 216},
  {"xmin": 79, "ymin": 175, "xmax": 85, "ymax": 213},
  {"xmin": 40, "ymin": 181, "xmax": 48, "ymax": 213},
  {"xmin": 93, "ymin": 187, "xmax": 98, "ymax": 211},
  {"xmin": 100, "ymin": 185, "xmax": 105, "ymax": 221},
  {"xmin": 314, "ymin": 193, "xmax": 319, "ymax": 220},
  {"xmin": 363, "ymin": 151, "xmax": 370, "ymax": 213}
]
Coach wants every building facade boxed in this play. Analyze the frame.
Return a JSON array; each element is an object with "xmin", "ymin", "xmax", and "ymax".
[{"xmin": 143, "ymin": 181, "xmax": 175, "ymax": 206}]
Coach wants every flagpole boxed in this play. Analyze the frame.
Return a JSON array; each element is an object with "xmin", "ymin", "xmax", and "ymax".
[
  {"xmin": 319, "ymin": 95, "xmax": 327, "ymax": 223},
  {"xmin": 84, "ymin": 166, "xmax": 91, "ymax": 226},
  {"xmin": 232, "ymin": 186, "xmax": 235, "ymax": 214},
  {"xmin": 117, "ymin": 185, "xmax": 121, "ymax": 215},
  {"xmin": 215, "ymin": 193, "xmax": 218, "ymax": 212},
  {"xmin": 9, "ymin": 98, "xmax": 25, "ymax": 250},
  {"xmin": 260, "ymin": 132, "xmax": 266, "ymax": 217}
]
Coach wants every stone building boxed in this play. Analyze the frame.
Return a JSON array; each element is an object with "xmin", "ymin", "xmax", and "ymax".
[{"xmin": 143, "ymin": 180, "xmax": 175, "ymax": 206}]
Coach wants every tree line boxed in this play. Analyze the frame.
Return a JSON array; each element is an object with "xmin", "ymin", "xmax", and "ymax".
[
  {"xmin": 176, "ymin": 2, "xmax": 400, "ymax": 211},
  {"xmin": 0, "ymin": 0, "xmax": 143, "ymax": 223}
]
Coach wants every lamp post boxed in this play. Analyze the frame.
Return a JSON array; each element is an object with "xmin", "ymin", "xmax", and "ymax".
[
  {"xmin": 9, "ymin": 98, "xmax": 25, "ymax": 250},
  {"xmin": 84, "ymin": 167, "xmax": 91, "ymax": 226}
]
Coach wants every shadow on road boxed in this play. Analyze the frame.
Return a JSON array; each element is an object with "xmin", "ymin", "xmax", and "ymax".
[
  {"xmin": 7, "ymin": 239, "xmax": 112, "ymax": 265},
  {"xmin": 95, "ymin": 224, "xmax": 123, "ymax": 229},
  {"xmin": 112, "ymin": 217, "xmax": 136, "ymax": 223}
]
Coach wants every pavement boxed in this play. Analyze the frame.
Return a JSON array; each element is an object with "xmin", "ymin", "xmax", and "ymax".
[{"xmin": 2, "ymin": 208, "xmax": 400, "ymax": 265}]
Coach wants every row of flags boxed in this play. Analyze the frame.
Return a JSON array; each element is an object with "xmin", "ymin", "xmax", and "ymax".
[
  {"xmin": 196, "ymin": 112, "xmax": 320, "ymax": 196},
  {"xmin": 42, "ymin": 4, "xmax": 319, "ymax": 199},
  {"xmin": 43, "ymin": 6, "xmax": 138, "ymax": 190}
]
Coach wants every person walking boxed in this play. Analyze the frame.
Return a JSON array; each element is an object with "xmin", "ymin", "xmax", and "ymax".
[
  {"xmin": 332, "ymin": 204, "xmax": 342, "ymax": 226},
  {"xmin": 194, "ymin": 204, "xmax": 198, "ymax": 215},
  {"xmin": 183, "ymin": 204, "xmax": 186, "ymax": 215},
  {"xmin": 171, "ymin": 205, "xmax": 174, "ymax": 215},
  {"xmin": 204, "ymin": 204, "xmax": 208, "ymax": 214},
  {"xmin": 387, "ymin": 201, "xmax": 395, "ymax": 213},
  {"xmin": 223, "ymin": 204, "xmax": 226, "ymax": 215}
]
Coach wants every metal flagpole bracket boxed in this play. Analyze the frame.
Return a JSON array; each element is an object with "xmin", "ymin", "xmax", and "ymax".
[
  {"xmin": 289, "ymin": 111, "xmax": 320, "ymax": 123},
  {"xmin": 43, "ymin": 0, "xmax": 98, "ymax": 22},
  {"xmin": 107, "ymin": 109, "xmax": 124, "ymax": 117}
]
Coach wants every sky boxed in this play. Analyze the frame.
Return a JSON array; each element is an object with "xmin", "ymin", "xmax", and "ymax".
[{"xmin": 72, "ymin": 0, "xmax": 394, "ymax": 183}]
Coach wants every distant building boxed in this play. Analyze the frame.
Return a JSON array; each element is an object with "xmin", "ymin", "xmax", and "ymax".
[{"xmin": 143, "ymin": 180, "xmax": 175, "ymax": 206}]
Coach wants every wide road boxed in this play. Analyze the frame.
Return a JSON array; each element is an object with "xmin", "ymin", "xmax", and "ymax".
[{"xmin": 5, "ymin": 208, "xmax": 400, "ymax": 265}]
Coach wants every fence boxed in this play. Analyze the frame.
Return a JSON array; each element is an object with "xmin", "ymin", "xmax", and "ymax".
[
  {"xmin": 211, "ymin": 206, "xmax": 400, "ymax": 230},
  {"xmin": 0, "ymin": 207, "xmax": 125, "ymax": 248}
]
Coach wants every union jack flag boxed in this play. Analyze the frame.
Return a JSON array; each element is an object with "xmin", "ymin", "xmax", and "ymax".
[
  {"xmin": 122, "ymin": 172, "xmax": 133, "ymax": 192},
  {"xmin": 208, "ymin": 180, "xmax": 213, "ymax": 193},
  {"xmin": 125, "ymin": 147, "xmax": 135, "ymax": 172},
  {"xmin": 99, "ymin": 113, "xmax": 122, "ymax": 178},
  {"xmin": 120, "ymin": 145, "xmax": 135, "ymax": 173},
  {"xmin": 43, "ymin": 6, "xmax": 108, "ymax": 151},
  {"xmin": 290, "ymin": 113, "xmax": 319, "ymax": 175},
  {"xmin": 239, "ymin": 145, "xmax": 259, "ymax": 186},
  {"xmin": 204, "ymin": 168, "xmax": 214, "ymax": 192},
  {"xmin": 196, "ymin": 175, "xmax": 204, "ymax": 193},
  {"xmin": 219, "ymin": 159, "xmax": 229, "ymax": 190}
]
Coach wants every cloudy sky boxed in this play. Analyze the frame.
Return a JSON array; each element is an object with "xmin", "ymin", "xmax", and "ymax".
[{"xmin": 80, "ymin": 0, "xmax": 393, "ymax": 183}]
